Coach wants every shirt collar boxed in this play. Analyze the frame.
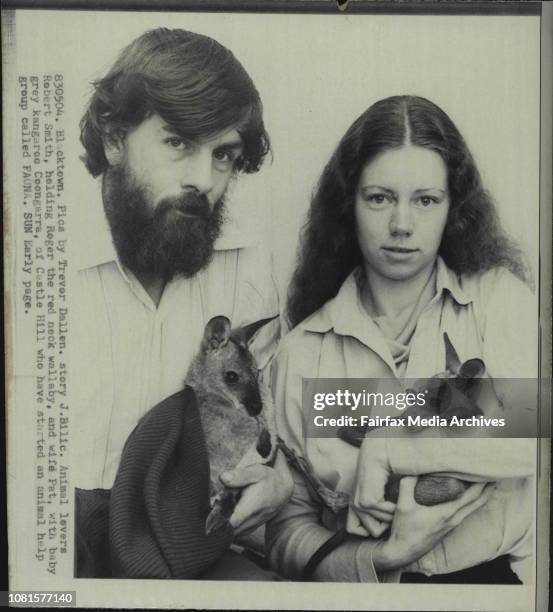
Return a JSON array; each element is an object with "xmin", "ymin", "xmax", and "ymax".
[
  {"xmin": 75, "ymin": 181, "xmax": 260, "ymax": 273},
  {"xmin": 435, "ymin": 256, "xmax": 472, "ymax": 306},
  {"xmin": 299, "ymin": 256, "xmax": 472, "ymax": 337},
  {"xmin": 298, "ymin": 269, "xmax": 360, "ymax": 335}
]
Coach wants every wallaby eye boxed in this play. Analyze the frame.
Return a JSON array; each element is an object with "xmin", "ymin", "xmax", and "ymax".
[{"xmin": 224, "ymin": 371, "xmax": 239, "ymax": 384}]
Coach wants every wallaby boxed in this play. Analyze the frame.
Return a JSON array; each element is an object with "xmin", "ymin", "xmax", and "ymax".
[
  {"xmin": 338, "ymin": 332, "xmax": 487, "ymax": 505},
  {"xmin": 185, "ymin": 315, "xmax": 278, "ymax": 535}
]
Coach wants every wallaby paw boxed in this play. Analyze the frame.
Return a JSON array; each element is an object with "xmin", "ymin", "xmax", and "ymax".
[
  {"xmin": 256, "ymin": 428, "xmax": 272, "ymax": 458},
  {"xmin": 205, "ymin": 489, "xmax": 237, "ymax": 535},
  {"xmin": 205, "ymin": 507, "xmax": 232, "ymax": 535}
]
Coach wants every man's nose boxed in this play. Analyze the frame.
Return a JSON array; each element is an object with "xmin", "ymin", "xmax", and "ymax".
[
  {"xmin": 389, "ymin": 201, "xmax": 413, "ymax": 236},
  {"xmin": 180, "ymin": 148, "xmax": 214, "ymax": 196}
]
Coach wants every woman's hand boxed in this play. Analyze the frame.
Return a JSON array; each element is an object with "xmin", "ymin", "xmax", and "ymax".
[
  {"xmin": 369, "ymin": 476, "xmax": 494, "ymax": 571},
  {"xmin": 347, "ymin": 436, "xmax": 393, "ymax": 536},
  {"xmin": 347, "ymin": 499, "xmax": 396, "ymax": 538},
  {"xmin": 347, "ymin": 434, "xmax": 498, "ymax": 537}
]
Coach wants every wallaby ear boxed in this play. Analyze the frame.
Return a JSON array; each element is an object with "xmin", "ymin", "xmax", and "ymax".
[
  {"xmin": 443, "ymin": 332, "xmax": 461, "ymax": 375},
  {"xmin": 232, "ymin": 315, "xmax": 279, "ymax": 347},
  {"xmin": 455, "ymin": 358, "xmax": 485, "ymax": 396},
  {"xmin": 202, "ymin": 316, "xmax": 231, "ymax": 351},
  {"xmin": 458, "ymin": 358, "xmax": 485, "ymax": 379}
]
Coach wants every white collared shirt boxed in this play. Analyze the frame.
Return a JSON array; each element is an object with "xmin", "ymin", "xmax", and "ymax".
[{"xmin": 72, "ymin": 191, "xmax": 280, "ymax": 489}]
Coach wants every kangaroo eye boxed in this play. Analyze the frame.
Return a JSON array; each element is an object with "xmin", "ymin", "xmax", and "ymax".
[{"xmin": 224, "ymin": 371, "xmax": 239, "ymax": 384}]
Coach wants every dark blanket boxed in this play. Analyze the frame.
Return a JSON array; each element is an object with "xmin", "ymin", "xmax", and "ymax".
[{"xmin": 75, "ymin": 387, "xmax": 233, "ymax": 579}]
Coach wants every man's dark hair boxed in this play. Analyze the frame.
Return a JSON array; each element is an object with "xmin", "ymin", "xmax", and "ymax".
[
  {"xmin": 80, "ymin": 28, "xmax": 270, "ymax": 177},
  {"xmin": 287, "ymin": 95, "xmax": 529, "ymax": 328}
]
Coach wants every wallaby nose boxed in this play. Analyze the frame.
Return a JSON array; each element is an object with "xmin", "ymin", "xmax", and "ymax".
[{"xmin": 245, "ymin": 388, "xmax": 263, "ymax": 417}]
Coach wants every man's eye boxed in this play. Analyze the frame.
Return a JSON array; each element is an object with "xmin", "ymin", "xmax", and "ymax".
[
  {"xmin": 214, "ymin": 150, "xmax": 232, "ymax": 162},
  {"xmin": 214, "ymin": 150, "xmax": 239, "ymax": 164},
  {"xmin": 213, "ymin": 149, "xmax": 239, "ymax": 171},
  {"xmin": 164, "ymin": 137, "xmax": 187, "ymax": 150}
]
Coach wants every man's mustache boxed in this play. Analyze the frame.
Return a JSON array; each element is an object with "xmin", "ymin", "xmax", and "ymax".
[{"xmin": 155, "ymin": 193, "xmax": 212, "ymax": 221}]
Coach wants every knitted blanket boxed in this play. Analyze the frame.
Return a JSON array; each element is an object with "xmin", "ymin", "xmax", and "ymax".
[{"xmin": 75, "ymin": 387, "xmax": 233, "ymax": 578}]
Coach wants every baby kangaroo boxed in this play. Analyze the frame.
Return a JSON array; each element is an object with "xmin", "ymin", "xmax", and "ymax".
[
  {"xmin": 185, "ymin": 315, "xmax": 278, "ymax": 535},
  {"xmin": 383, "ymin": 333, "xmax": 486, "ymax": 505},
  {"xmin": 338, "ymin": 332, "xmax": 487, "ymax": 506}
]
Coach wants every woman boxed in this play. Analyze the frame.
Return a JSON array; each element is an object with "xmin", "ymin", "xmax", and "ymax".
[{"xmin": 267, "ymin": 96, "xmax": 536, "ymax": 583}]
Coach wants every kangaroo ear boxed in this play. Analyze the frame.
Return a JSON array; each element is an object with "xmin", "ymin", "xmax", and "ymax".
[
  {"xmin": 232, "ymin": 315, "xmax": 279, "ymax": 347},
  {"xmin": 459, "ymin": 358, "xmax": 486, "ymax": 379},
  {"xmin": 443, "ymin": 332, "xmax": 461, "ymax": 375},
  {"xmin": 202, "ymin": 316, "xmax": 231, "ymax": 351},
  {"xmin": 453, "ymin": 359, "xmax": 485, "ymax": 397}
]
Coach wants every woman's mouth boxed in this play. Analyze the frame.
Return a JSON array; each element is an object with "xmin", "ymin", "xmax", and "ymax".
[
  {"xmin": 382, "ymin": 246, "xmax": 418, "ymax": 253},
  {"xmin": 381, "ymin": 246, "xmax": 419, "ymax": 260}
]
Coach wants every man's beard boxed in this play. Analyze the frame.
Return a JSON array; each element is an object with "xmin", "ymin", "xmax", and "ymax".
[{"xmin": 102, "ymin": 163, "xmax": 226, "ymax": 282}]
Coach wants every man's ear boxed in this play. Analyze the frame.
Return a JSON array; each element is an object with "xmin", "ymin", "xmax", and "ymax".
[{"xmin": 102, "ymin": 128, "xmax": 126, "ymax": 167}]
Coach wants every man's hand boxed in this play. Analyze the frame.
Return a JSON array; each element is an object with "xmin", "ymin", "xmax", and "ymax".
[{"xmin": 219, "ymin": 451, "xmax": 293, "ymax": 535}]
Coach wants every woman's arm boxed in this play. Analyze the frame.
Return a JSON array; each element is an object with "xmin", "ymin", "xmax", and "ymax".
[
  {"xmin": 266, "ymin": 460, "xmax": 494, "ymax": 581},
  {"xmin": 370, "ymin": 437, "xmax": 534, "ymax": 482},
  {"xmin": 347, "ymin": 435, "xmax": 533, "ymax": 537},
  {"xmin": 265, "ymin": 467, "xmax": 383, "ymax": 581},
  {"xmin": 267, "ymin": 337, "xmax": 382, "ymax": 580}
]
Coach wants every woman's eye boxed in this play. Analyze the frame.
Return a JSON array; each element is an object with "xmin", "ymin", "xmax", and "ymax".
[
  {"xmin": 417, "ymin": 196, "xmax": 437, "ymax": 207},
  {"xmin": 365, "ymin": 194, "xmax": 389, "ymax": 205}
]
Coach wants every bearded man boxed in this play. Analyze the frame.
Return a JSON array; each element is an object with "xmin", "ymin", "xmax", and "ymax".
[{"xmin": 73, "ymin": 28, "xmax": 291, "ymax": 579}]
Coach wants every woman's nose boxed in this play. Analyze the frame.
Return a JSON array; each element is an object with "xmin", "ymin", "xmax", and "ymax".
[
  {"xmin": 389, "ymin": 201, "xmax": 413, "ymax": 236},
  {"xmin": 180, "ymin": 148, "xmax": 214, "ymax": 195}
]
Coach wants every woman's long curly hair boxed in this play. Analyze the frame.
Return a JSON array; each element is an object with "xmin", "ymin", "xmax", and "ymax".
[{"xmin": 287, "ymin": 95, "xmax": 529, "ymax": 328}]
